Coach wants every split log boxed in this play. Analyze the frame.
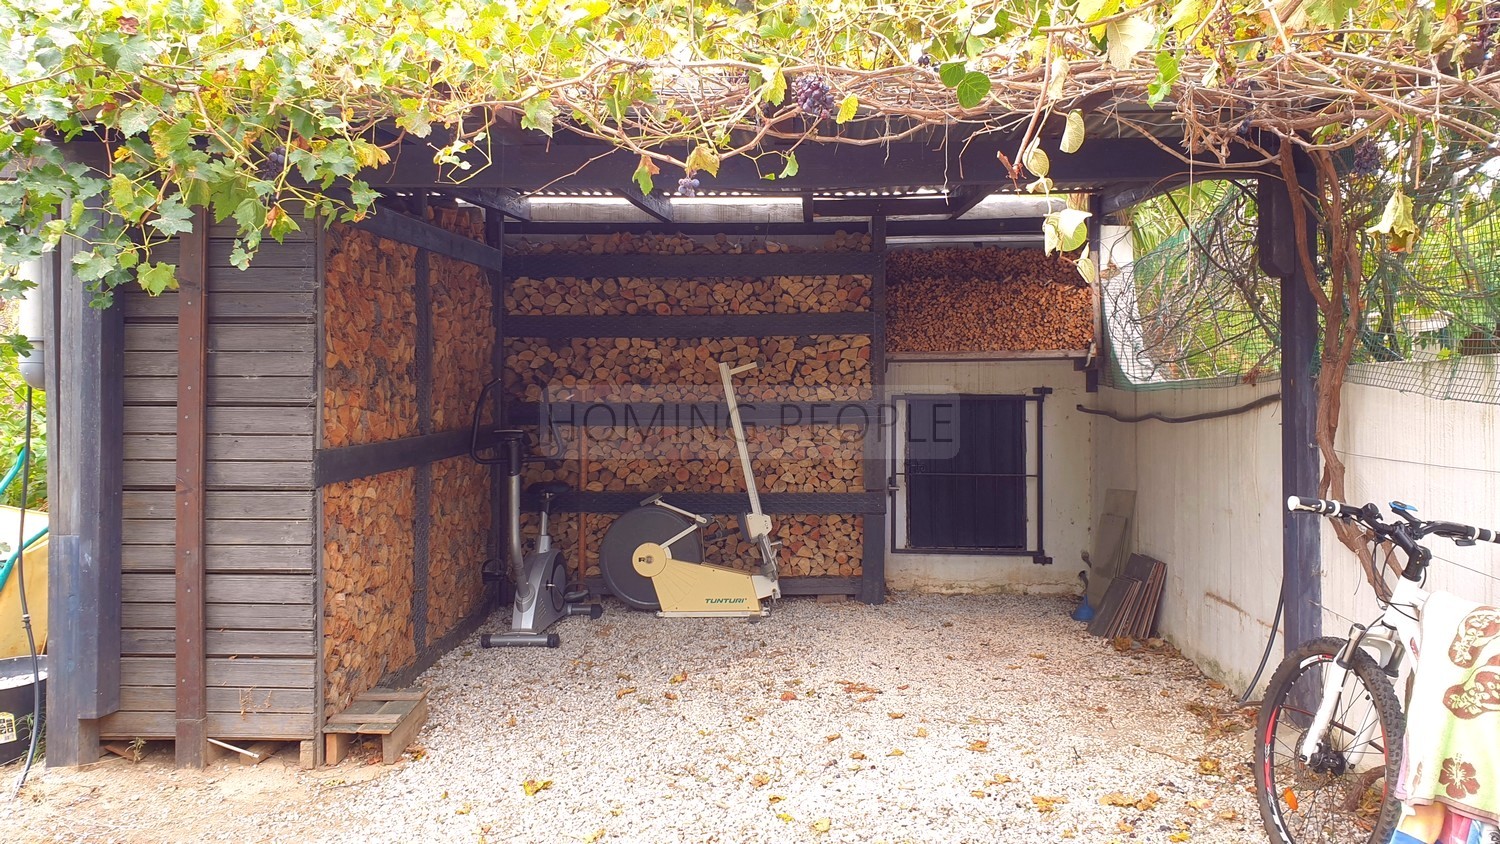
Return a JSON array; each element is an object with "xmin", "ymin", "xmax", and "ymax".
[
  {"xmin": 429, "ymin": 207, "xmax": 494, "ymax": 430},
  {"xmin": 323, "ymin": 469, "xmax": 417, "ymax": 717},
  {"xmin": 323, "ymin": 225, "xmax": 418, "ymax": 447},
  {"xmin": 427, "ymin": 457, "xmax": 491, "ymax": 645},
  {"xmin": 506, "ymin": 274, "xmax": 872, "ymax": 317}
]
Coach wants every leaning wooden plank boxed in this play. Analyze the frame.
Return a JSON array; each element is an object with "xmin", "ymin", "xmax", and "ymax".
[
  {"xmin": 325, "ymin": 732, "xmax": 353, "ymax": 766},
  {"xmin": 1088, "ymin": 575, "xmax": 1141, "ymax": 638}
]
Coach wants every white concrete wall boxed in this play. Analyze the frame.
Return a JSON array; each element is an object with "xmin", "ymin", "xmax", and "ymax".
[
  {"xmin": 885, "ymin": 359, "xmax": 1092, "ymax": 594},
  {"xmin": 1093, "ymin": 371, "xmax": 1500, "ymax": 690}
]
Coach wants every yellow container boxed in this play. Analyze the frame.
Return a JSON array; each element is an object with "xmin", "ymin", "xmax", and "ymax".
[{"xmin": 0, "ymin": 506, "xmax": 48, "ymax": 659}]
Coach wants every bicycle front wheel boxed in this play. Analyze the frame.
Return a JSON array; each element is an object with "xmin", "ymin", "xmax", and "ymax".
[{"xmin": 1254, "ymin": 636, "xmax": 1404, "ymax": 844}]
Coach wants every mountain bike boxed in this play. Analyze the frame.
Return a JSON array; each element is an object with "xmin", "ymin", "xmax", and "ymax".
[{"xmin": 1253, "ymin": 495, "xmax": 1500, "ymax": 844}]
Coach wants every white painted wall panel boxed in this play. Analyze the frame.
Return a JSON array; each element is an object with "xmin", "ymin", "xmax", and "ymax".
[{"xmin": 886, "ymin": 360, "xmax": 1092, "ymax": 594}]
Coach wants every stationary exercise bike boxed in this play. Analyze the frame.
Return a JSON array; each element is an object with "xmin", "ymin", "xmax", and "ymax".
[
  {"xmin": 470, "ymin": 380, "xmax": 602, "ymax": 647},
  {"xmin": 597, "ymin": 359, "xmax": 782, "ymax": 617}
]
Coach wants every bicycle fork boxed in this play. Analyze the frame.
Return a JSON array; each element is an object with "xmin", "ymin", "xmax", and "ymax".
[{"xmin": 1296, "ymin": 624, "xmax": 1403, "ymax": 766}]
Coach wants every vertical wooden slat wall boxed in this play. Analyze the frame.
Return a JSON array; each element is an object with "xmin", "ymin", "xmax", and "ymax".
[{"xmin": 106, "ymin": 223, "xmax": 320, "ymax": 741}]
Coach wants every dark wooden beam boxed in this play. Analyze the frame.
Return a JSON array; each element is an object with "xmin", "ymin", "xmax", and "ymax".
[
  {"xmin": 367, "ymin": 135, "xmax": 1274, "ymax": 192},
  {"xmin": 528, "ymin": 491, "xmax": 887, "ymax": 516},
  {"xmin": 1261, "ymin": 171, "xmax": 1322, "ymax": 656},
  {"xmin": 505, "ymin": 312, "xmax": 875, "ymax": 340},
  {"xmin": 507, "ymin": 400, "xmax": 885, "ymax": 429},
  {"xmin": 47, "ymin": 143, "xmax": 124, "ymax": 768},
  {"xmin": 507, "ymin": 251, "xmax": 881, "ymax": 280},
  {"xmin": 412, "ymin": 196, "xmax": 433, "ymax": 654},
  {"xmin": 615, "ymin": 185, "xmax": 674, "ymax": 223},
  {"xmin": 802, "ymin": 193, "xmax": 815, "ymax": 224},
  {"xmin": 313, "ymin": 429, "xmax": 472, "ymax": 487},
  {"xmin": 945, "ymin": 185, "xmax": 998, "ymax": 219},
  {"xmin": 446, "ymin": 187, "xmax": 532, "ymax": 221},
  {"xmin": 861, "ymin": 215, "xmax": 888, "ymax": 606},
  {"xmin": 502, "ymin": 218, "xmax": 1046, "ymax": 238},
  {"xmin": 351, "ymin": 207, "xmax": 505, "ymax": 272},
  {"xmin": 174, "ymin": 206, "xmax": 210, "ymax": 769}
]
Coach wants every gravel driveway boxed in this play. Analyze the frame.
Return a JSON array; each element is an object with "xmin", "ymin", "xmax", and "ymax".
[{"xmin": 4, "ymin": 593, "xmax": 1263, "ymax": 843}]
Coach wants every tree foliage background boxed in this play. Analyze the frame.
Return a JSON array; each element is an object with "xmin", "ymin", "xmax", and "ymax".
[{"xmin": 1, "ymin": 0, "xmax": 1497, "ymax": 581}]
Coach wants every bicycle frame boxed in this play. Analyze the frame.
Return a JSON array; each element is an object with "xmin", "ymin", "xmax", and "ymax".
[{"xmin": 1296, "ymin": 576, "xmax": 1428, "ymax": 764}]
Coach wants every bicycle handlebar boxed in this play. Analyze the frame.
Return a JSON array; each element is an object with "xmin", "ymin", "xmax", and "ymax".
[{"xmin": 1286, "ymin": 495, "xmax": 1500, "ymax": 545}]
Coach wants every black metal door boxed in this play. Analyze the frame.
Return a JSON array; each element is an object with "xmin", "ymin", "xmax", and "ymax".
[{"xmin": 905, "ymin": 397, "xmax": 1026, "ymax": 550}]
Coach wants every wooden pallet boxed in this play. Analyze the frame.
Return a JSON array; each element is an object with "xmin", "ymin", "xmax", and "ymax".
[{"xmin": 323, "ymin": 688, "xmax": 428, "ymax": 766}]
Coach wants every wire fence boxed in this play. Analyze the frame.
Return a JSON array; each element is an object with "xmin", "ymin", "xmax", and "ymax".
[{"xmin": 1102, "ymin": 174, "xmax": 1500, "ymax": 404}]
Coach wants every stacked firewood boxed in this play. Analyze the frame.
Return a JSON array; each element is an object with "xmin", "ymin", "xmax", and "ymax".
[
  {"xmin": 323, "ymin": 470, "xmax": 417, "ymax": 716},
  {"xmin": 509, "ymin": 230, "xmax": 873, "ymax": 255},
  {"xmin": 429, "ymin": 207, "xmax": 495, "ymax": 430},
  {"xmin": 886, "ymin": 247, "xmax": 1094, "ymax": 352},
  {"xmin": 323, "ymin": 225, "xmax": 418, "ymax": 447},
  {"xmin": 426, "ymin": 457, "xmax": 491, "ymax": 645},
  {"xmin": 505, "ymin": 273, "xmax": 871, "ymax": 316},
  {"xmin": 504, "ymin": 336, "xmax": 872, "ymax": 403},
  {"xmin": 526, "ymin": 512, "xmax": 863, "ymax": 580}
]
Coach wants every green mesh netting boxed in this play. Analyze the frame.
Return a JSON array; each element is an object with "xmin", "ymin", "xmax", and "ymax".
[{"xmin": 1102, "ymin": 175, "xmax": 1500, "ymax": 404}]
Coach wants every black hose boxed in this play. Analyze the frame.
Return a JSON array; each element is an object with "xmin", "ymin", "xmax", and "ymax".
[
  {"xmin": 12, "ymin": 387, "xmax": 40, "ymax": 796},
  {"xmin": 1239, "ymin": 581, "xmax": 1285, "ymax": 706}
]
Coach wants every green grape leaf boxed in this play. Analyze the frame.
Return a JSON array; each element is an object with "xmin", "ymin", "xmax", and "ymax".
[
  {"xmin": 138, "ymin": 261, "xmax": 177, "ymax": 295},
  {"xmin": 1047, "ymin": 57, "xmax": 1069, "ymax": 101},
  {"xmin": 1023, "ymin": 144, "xmax": 1050, "ymax": 178},
  {"xmin": 1148, "ymin": 51, "xmax": 1181, "ymax": 106},
  {"xmin": 939, "ymin": 61, "xmax": 967, "ymax": 88},
  {"xmin": 1366, "ymin": 189, "xmax": 1417, "ymax": 252},
  {"xmin": 955, "ymin": 71, "xmax": 992, "ymax": 109},
  {"xmin": 765, "ymin": 63, "xmax": 787, "ymax": 105},
  {"xmin": 779, "ymin": 151, "xmax": 799, "ymax": 179},
  {"xmin": 521, "ymin": 98, "xmax": 559, "ymax": 137},
  {"xmin": 148, "ymin": 196, "xmax": 195, "ymax": 236},
  {"xmin": 633, "ymin": 155, "xmax": 658, "ymax": 195}
]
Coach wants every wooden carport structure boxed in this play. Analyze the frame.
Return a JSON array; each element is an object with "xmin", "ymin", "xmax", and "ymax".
[{"xmin": 39, "ymin": 120, "xmax": 1323, "ymax": 768}]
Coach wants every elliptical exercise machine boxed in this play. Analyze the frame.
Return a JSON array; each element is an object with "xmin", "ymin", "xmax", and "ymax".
[
  {"xmin": 597, "ymin": 359, "xmax": 782, "ymax": 617},
  {"xmin": 470, "ymin": 380, "xmax": 601, "ymax": 647}
]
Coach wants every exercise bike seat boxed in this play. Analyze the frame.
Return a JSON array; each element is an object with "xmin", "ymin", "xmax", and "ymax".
[{"xmin": 527, "ymin": 481, "xmax": 572, "ymax": 497}]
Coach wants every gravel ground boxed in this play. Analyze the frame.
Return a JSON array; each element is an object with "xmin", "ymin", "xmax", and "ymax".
[{"xmin": 3, "ymin": 594, "xmax": 1262, "ymax": 843}]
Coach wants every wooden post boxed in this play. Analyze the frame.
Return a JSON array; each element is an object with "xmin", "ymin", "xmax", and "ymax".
[
  {"xmin": 485, "ymin": 211, "xmax": 505, "ymax": 604},
  {"xmin": 1259, "ymin": 173, "xmax": 1322, "ymax": 653},
  {"xmin": 413, "ymin": 195, "xmax": 433, "ymax": 652},
  {"xmin": 859, "ymin": 215, "xmax": 888, "ymax": 605},
  {"xmin": 174, "ymin": 206, "xmax": 211, "ymax": 768},
  {"xmin": 46, "ymin": 143, "xmax": 124, "ymax": 767}
]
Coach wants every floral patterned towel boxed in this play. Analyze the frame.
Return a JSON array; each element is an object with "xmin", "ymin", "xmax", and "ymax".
[{"xmin": 1395, "ymin": 590, "xmax": 1500, "ymax": 827}]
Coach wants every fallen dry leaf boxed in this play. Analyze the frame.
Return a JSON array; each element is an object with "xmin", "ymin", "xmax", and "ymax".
[
  {"xmin": 887, "ymin": 749, "xmax": 904, "ymax": 757},
  {"xmin": 888, "ymin": 712, "xmax": 905, "ymax": 719},
  {"xmin": 812, "ymin": 818, "xmax": 831, "ymax": 833},
  {"xmin": 1032, "ymin": 795, "xmax": 1068, "ymax": 813},
  {"xmin": 583, "ymin": 829, "xmax": 606, "ymax": 843},
  {"xmin": 1111, "ymin": 636, "xmax": 1135, "ymax": 652},
  {"xmin": 663, "ymin": 691, "xmax": 679, "ymax": 701},
  {"xmin": 1186, "ymin": 798, "xmax": 1212, "ymax": 810},
  {"xmin": 1197, "ymin": 756, "xmax": 1222, "ymax": 776},
  {"xmin": 768, "ymin": 795, "xmax": 784, "ymax": 804},
  {"xmin": 1169, "ymin": 833, "xmax": 1191, "ymax": 842},
  {"xmin": 838, "ymin": 680, "xmax": 881, "ymax": 695},
  {"xmin": 669, "ymin": 672, "xmax": 688, "ymax": 684},
  {"xmin": 750, "ymin": 773, "xmax": 770, "ymax": 788},
  {"xmin": 780, "ymin": 691, "xmax": 798, "ymax": 701},
  {"xmin": 1217, "ymin": 809, "xmax": 1239, "ymax": 821},
  {"xmin": 915, "ymin": 727, "xmax": 929, "ymax": 738},
  {"xmin": 522, "ymin": 779, "xmax": 553, "ymax": 796},
  {"xmin": 776, "ymin": 813, "xmax": 794, "ymax": 823},
  {"xmin": 971, "ymin": 790, "xmax": 988, "ymax": 798},
  {"xmin": 850, "ymin": 751, "xmax": 867, "ymax": 760},
  {"xmin": 1029, "ymin": 653, "xmax": 1048, "ymax": 660},
  {"xmin": 986, "ymin": 773, "xmax": 1015, "ymax": 786},
  {"xmin": 966, "ymin": 740, "xmax": 990, "ymax": 753},
  {"xmin": 456, "ymin": 803, "xmax": 472, "ymax": 815},
  {"xmin": 615, "ymin": 687, "xmax": 636, "ymax": 699},
  {"xmin": 824, "ymin": 733, "xmax": 841, "ymax": 742},
  {"xmin": 1116, "ymin": 821, "xmax": 1135, "ymax": 833}
]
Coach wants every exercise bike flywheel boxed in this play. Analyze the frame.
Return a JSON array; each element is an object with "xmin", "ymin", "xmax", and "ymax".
[{"xmin": 598, "ymin": 507, "xmax": 704, "ymax": 610}]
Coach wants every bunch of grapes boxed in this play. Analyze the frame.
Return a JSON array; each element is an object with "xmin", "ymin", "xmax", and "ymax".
[
  {"xmin": 1352, "ymin": 140, "xmax": 1380, "ymax": 178},
  {"xmin": 258, "ymin": 146, "xmax": 288, "ymax": 181},
  {"xmin": 791, "ymin": 75, "xmax": 836, "ymax": 119},
  {"xmin": 676, "ymin": 177, "xmax": 701, "ymax": 197},
  {"xmin": 916, "ymin": 54, "xmax": 933, "ymax": 68}
]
